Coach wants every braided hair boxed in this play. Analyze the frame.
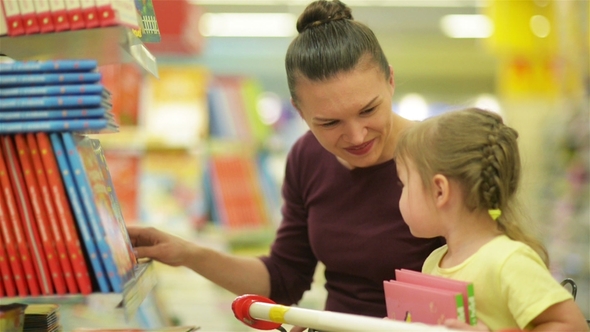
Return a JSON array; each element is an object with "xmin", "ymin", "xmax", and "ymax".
[
  {"xmin": 285, "ymin": 0, "xmax": 390, "ymax": 105},
  {"xmin": 394, "ymin": 108, "xmax": 549, "ymax": 266}
]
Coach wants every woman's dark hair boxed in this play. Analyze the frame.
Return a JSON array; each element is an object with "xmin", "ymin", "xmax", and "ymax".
[{"xmin": 286, "ymin": 0, "xmax": 390, "ymax": 104}]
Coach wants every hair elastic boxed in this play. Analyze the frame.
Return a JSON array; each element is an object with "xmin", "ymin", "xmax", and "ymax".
[{"xmin": 488, "ymin": 209, "xmax": 502, "ymax": 220}]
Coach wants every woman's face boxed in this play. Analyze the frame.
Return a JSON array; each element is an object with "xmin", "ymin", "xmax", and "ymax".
[{"xmin": 293, "ymin": 61, "xmax": 396, "ymax": 168}]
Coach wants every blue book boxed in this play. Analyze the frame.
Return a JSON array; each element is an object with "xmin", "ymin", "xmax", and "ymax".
[
  {"xmin": 0, "ymin": 72, "xmax": 102, "ymax": 87},
  {"xmin": 49, "ymin": 133, "xmax": 110, "ymax": 293},
  {"xmin": 0, "ymin": 60, "xmax": 98, "ymax": 74},
  {"xmin": 0, "ymin": 118, "xmax": 111, "ymax": 134},
  {"xmin": 0, "ymin": 84, "xmax": 109, "ymax": 97},
  {"xmin": 0, "ymin": 108, "xmax": 107, "ymax": 121},
  {"xmin": 0, "ymin": 95, "xmax": 107, "ymax": 110},
  {"xmin": 61, "ymin": 133, "xmax": 129, "ymax": 293}
]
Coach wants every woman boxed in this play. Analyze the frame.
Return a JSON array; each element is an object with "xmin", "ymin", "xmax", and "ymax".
[{"xmin": 128, "ymin": 0, "xmax": 443, "ymax": 320}]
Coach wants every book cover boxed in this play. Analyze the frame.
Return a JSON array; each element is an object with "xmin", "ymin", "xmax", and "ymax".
[
  {"xmin": 0, "ymin": 72, "xmax": 102, "ymax": 87},
  {"xmin": 36, "ymin": 132, "xmax": 92, "ymax": 294},
  {"xmin": 49, "ymin": 132, "xmax": 108, "ymax": 293},
  {"xmin": 78, "ymin": 0, "xmax": 98, "ymax": 28},
  {"xmin": 0, "ymin": 95, "xmax": 107, "ymax": 110},
  {"xmin": 133, "ymin": 0, "xmax": 160, "ymax": 43},
  {"xmin": 0, "ymin": 59, "xmax": 98, "ymax": 74},
  {"xmin": 0, "ymin": 140, "xmax": 38, "ymax": 296},
  {"xmin": 383, "ymin": 279, "xmax": 466, "ymax": 325},
  {"xmin": 0, "ymin": 206, "xmax": 18, "ymax": 296},
  {"xmin": 395, "ymin": 269, "xmax": 477, "ymax": 326},
  {"xmin": 63, "ymin": 0, "xmax": 83, "ymax": 30},
  {"xmin": 103, "ymin": 151, "xmax": 139, "ymax": 224},
  {"xmin": 0, "ymin": 1, "xmax": 8, "ymax": 36},
  {"xmin": 0, "ymin": 135, "xmax": 53, "ymax": 295},
  {"xmin": 0, "ymin": 84, "xmax": 108, "ymax": 98},
  {"xmin": 0, "ymin": 108, "xmax": 107, "ymax": 122},
  {"xmin": 32, "ymin": 0, "xmax": 55, "ymax": 33},
  {"xmin": 47, "ymin": 0, "xmax": 70, "ymax": 31},
  {"xmin": 95, "ymin": 0, "xmax": 139, "ymax": 28},
  {"xmin": 16, "ymin": 0, "xmax": 40, "ymax": 34},
  {"xmin": 0, "ymin": 118, "xmax": 112, "ymax": 134},
  {"xmin": 62, "ymin": 132, "xmax": 132, "ymax": 293},
  {"xmin": 27, "ymin": 133, "xmax": 79, "ymax": 294},
  {"xmin": 1, "ymin": 0, "xmax": 25, "ymax": 36},
  {"xmin": 14, "ymin": 134, "xmax": 67, "ymax": 295}
]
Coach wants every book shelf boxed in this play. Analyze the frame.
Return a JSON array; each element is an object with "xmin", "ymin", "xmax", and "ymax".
[{"xmin": 0, "ymin": 24, "xmax": 161, "ymax": 329}]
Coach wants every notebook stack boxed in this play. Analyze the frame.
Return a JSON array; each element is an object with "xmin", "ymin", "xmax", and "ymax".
[
  {"xmin": 23, "ymin": 304, "xmax": 61, "ymax": 332},
  {"xmin": 0, "ymin": 59, "xmax": 117, "ymax": 134}
]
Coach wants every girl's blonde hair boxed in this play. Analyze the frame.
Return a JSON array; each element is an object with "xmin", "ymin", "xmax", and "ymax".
[{"xmin": 394, "ymin": 108, "xmax": 549, "ymax": 266}]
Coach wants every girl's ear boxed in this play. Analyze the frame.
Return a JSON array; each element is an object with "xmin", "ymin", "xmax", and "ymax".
[{"xmin": 432, "ymin": 174, "xmax": 450, "ymax": 208}]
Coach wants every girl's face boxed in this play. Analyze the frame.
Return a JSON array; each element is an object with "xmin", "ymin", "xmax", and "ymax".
[
  {"xmin": 293, "ymin": 62, "xmax": 396, "ymax": 168},
  {"xmin": 396, "ymin": 159, "xmax": 439, "ymax": 238}
]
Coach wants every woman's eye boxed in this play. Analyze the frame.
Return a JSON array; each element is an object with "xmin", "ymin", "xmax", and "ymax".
[{"xmin": 321, "ymin": 121, "xmax": 338, "ymax": 127}]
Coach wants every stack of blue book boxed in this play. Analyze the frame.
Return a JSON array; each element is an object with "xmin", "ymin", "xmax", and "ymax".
[{"xmin": 0, "ymin": 60, "xmax": 117, "ymax": 134}]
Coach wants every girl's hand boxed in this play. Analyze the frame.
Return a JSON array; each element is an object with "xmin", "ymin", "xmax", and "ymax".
[{"xmin": 444, "ymin": 319, "xmax": 491, "ymax": 331}]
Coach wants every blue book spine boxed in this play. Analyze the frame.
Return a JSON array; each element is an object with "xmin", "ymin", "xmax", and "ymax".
[
  {"xmin": 61, "ymin": 133, "xmax": 124, "ymax": 293},
  {"xmin": 0, "ymin": 84, "xmax": 108, "ymax": 97},
  {"xmin": 0, "ymin": 119, "xmax": 109, "ymax": 134},
  {"xmin": 0, "ymin": 60, "xmax": 98, "ymax": 74},
  {"xmin": 0, "ymin": 95, "xmax": 105, "ymax": 110},
  {"xmin": 49, "ymin": 133, "xmax": 110, "ymax": 293},
  {"xmin": 0, "ymin": 72, "xmax": 102, "ymax": 87},
  {"xmin": 0, "ymin": 108, "xmax": 107, "ymax": 121}
]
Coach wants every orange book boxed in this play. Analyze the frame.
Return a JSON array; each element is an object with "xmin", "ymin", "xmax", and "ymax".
[
  {"xmin": 395, "ymin": 269, "xmax": 477, "ymax": 326},
  {"xmin": 36, "ymin": 132, "xmax": 93, "ymax": 294},
  {"xmin": 0, "ymin": 136, "xmax": 45, "ymax": 296},
  {"xmin": 13, "ymin": 134, "xmax": 66, "ymax": 295},
  {"xmin": 383, "ymin": 279, "xmax": 466, "ymax": 325},
  {"xmin": 26, "ymin": 133, "xmax": 79, "ymax": 294}
]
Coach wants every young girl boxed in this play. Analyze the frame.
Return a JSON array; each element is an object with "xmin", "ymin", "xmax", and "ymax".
[{"xmin": 394, "ymin": 108, "xmax": 588, "ymax": 331}]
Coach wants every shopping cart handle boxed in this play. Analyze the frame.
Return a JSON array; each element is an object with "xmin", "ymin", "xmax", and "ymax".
[{"xmin": 232, "ymin": 294, "xmax": 283, "ymax": 330}]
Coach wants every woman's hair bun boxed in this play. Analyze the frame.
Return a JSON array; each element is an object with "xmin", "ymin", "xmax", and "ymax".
[{"xmin": 297, "ymin": 0, "xmax": 353, "ymax": 33}]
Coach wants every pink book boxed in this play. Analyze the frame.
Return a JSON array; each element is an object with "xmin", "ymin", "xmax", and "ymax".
[
  {"xmin": 395, "ymin": 269, "xmax": 477, "ymax": 325},
  {"xmin": 383, "ymin": 279, "xmax": 466, "ymax": 325}
]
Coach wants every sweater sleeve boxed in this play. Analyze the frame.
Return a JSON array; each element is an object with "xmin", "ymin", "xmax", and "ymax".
[{"xmin": 259, "ymin": 133, "xmax": 318, "ymax": 305}]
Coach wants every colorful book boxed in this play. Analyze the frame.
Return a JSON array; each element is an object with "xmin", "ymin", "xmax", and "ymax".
[
  {"xmin": 0, "ymin": 108, "xmax": 107, "ymax": 122},
  {"xmin": 1, "ymin": 135, "xmax": 53, "ymax": 295},
  {"xmin": 79, "ymin": 0, "xmax": 98, "ymax": 28},
  {"xmin": 1, "ymin": 0, "xmax": 25, "ymax": 36},
  {"xmin": 62, "ymin": 132, "xmax": 132, "ymax": 292},
  {"xmin": 32, "ymin": 0, "xmax": 55, "ymax": 33},
  {"xmin": 0, "ymin": 95, "xmax": 108, "ymax": 110},
  {"xmin": 47, "ymin": 0, "xmax": 70, "ymax": 32},
  {"xmin": 0, "ymin": 72, "xmax": 102, "ymax": 87},
  {"xmin": 14, "ymin": 134, "xmax": 67, "ymax": 295},
  {"xmin": 63, "ymin": 0, "xmax": 84, "ymax": 30},
  {"xmin": 27, "ymin": 133, "xmax": 79, "ymax": 294},
  {"xmin": 0, "ymin": 210, "xmax": 17, "ymax": 296},
  {"xmin": 36, "ymin": 132, "xmax": 93, "ymax": 294},
  {"xmin": 0, "ymin": 1, "xmax": 8, "ymax": 36},
  {"xmin": 95, "ymin": 0, "xmax": 139, "ymax": 28},
  {"xmin": 0, "ymin": 60, "xmax": 98, "ymax": 74},
  {"xmin": 0, "ymin": 84, "xmax": 108, "ymax": 97},
  {"xmin": 49, "ymin": 132, "xmax": 109, "ymax": 293},
  {"xmin": 17, "ymin": 0, "xmax": 41, "ymax": 34},
  {"xmin": 395, "ymin": 269, "xmax": 477, "ymax": 326},
  {"xmin": 384, "ymin": 279, "xmax": 466, "ymax": 325},
  {"xmin": 0, "ymin": 140, "xmax": 38, "ymax": 296},
  {"xmin": 0, "ymin": 118, "xmax": 112, "ymax": 134}
]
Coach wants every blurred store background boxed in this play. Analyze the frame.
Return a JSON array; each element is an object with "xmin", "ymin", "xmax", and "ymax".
[{"xmin": 94, "ymin": 0, "xmax": 588, "ymax": 330}]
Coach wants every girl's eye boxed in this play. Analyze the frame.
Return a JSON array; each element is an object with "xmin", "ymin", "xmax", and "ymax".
[{"xmin": 361, "ymin": 107, "xmax": 376, "ymax": 115}]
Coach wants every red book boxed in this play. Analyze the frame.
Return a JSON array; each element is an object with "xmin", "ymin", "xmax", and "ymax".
[
  {"xmin": 95, "ymin": 0, "xmax": 138, "ymax": 28},
  {"xmin": 63, "ymin": 0, "xmax": 83, "ymax": 30},
  {"xmin": 383, "ymin": 279, "xmax": 466, "ymax": 325},
  {"xmin": 1, "ymin": 135, "xmax": 54, "ymax": 296},
  {"xmin": 0, "ymin": 136, "xmax": 41, "ymax": 296},
  {"xmin": 36, "ymin": 132, "xmax": 93, "ymax": 295},
  {"xmin": 47, "ymin": 0, "xmax": 70, "ymax": 31},
  {"xmin": 79, "ymin": 0, "xmax": 98, "ymax": 28},
  {"xmin": 0, "ymin": 217, "xmax": 16, "ymax": 297},
  {"xmin": 32, "ymin": 0, "xmax": 55, "ymax": 33},
  {"xmin": 27, "ymin": 133, "xmax": 78, "ymax": 294},
  {"xmin": 0, "ymin": 169, "xmax": 27, "ymax": 297},
  {"xmin": 395, "ymin": 269, "xmax": 477, "ymax": 326},
  {"xmin": 14, "ymin": 134, "xmax": 66, "ymax": 295},
  {"xmin": 0, "ymin": 1, "xmax": 9, "ymax": 36},
  {"xmin": 16, "ymin": 0, "xmax": 40, "ymax": 34},
  {"xmin": 1, "ymin": 0, "xmax": 25, "ymax": 36}
]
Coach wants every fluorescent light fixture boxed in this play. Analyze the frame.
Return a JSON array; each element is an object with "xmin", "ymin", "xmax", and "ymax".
[
  {"xmin": 474, "ymin": 93, "xmax": 503, "ymax": 117},
  {"xmin": 440, "ymin": 14, "xmax": 493, "ymax": 38},
  {"xmin": 199, "ymin": 13, "xmax": 297, "ymax": 37},
  {"xmin": 398, "ymin": 94, "xmax": 429, "ymax": 121}
]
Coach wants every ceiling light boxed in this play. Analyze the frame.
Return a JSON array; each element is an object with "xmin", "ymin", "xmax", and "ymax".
[
  {"xmin": 440, "ymin": 14, "xmax": 493, "ymax": 38},
  {"xmin": 199, "ymin": 13, "xmax": 297, "ymax": 37},
  {"xmin": 398, "ymin": 94, "xmax": 429, "ymax": 121}
]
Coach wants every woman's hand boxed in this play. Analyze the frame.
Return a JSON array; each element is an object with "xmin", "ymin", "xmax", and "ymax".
[{"xmin": 127, "ymin": 226, "xmax": 193, "ymax": 267}]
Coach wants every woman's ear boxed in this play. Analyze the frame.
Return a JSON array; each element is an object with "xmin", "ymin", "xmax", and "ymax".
[{"xmin": 432, "ymin": 174, "xmax": 450, "ymax": 208}]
